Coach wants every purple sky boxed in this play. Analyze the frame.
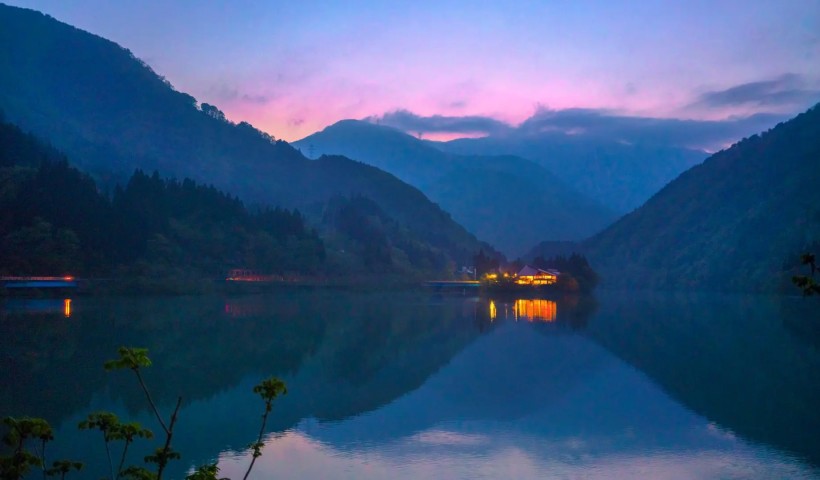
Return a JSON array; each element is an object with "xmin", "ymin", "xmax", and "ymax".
[{"xmin": 7, "ymin": 0, "xmax": 820, "ymax": 142}]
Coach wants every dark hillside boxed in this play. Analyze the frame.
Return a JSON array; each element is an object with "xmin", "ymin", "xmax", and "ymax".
[
  {"xmin": 296, "ymin": 120, "xmax": 615, "ymax": 256},
  {"xmin": 584, "ymin": 105, "xmax": 820, "ymax": 291}
]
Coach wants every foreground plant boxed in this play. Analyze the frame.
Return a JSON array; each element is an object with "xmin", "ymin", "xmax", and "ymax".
[
  {"xmin": 44, "ymin": 460, "xmax": 83, "ymax": 480},
  {"xmin": 2, "ymin": 348, "xmax": 286, "ymax": 480},
  {"xmin": 78, "ymin": 413, "xmax": 153, "ymax": 480},
  {"xmin": 186, "ymin": 463, "xmax": 227, "ymax": 480},
  {"xmin": 242, "ymin": 378, "xmax": 287, "ymax": 480},
  {"xmin": 0, "ymin": 417, "xmax": 82, "ymax": 480},
  {"xmin": 104, "ymin": 348, "xmax": 181, "ymax": 480}
]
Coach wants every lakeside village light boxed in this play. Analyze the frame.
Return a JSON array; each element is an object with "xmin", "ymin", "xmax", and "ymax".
[{"xmin": 482, "ymin": 266, "xmax": 558, "ymax": 286}]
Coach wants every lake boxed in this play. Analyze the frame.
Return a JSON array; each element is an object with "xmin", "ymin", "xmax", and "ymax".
[{"xmin": 1, "ymin": 289, "xmax": 819, "ymax": 479}]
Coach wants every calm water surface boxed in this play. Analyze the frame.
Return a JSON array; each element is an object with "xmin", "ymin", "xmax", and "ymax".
[{"xmin": 1, "ymin": 290, "xmax": 819, "ymax": 479}]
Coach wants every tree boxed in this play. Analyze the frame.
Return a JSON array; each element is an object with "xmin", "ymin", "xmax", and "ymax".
[
  {"xmin": 472, "ymin": 249, "xmax": 499, "ymax": 277},
  {"xmin": 200, "ymin": 104, "xmax": 226, "ymax": 122}
]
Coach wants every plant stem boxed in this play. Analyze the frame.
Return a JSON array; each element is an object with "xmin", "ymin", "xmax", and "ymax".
[
  {"xmin": 116, "ymin": 439, "xmax": 132, "ymax": 480},
  {"xmin": 134, "ymin": 368, "xmax": 169, "ymax": 434},
  {"xmin": 156, "ymin": 397, "xmax": 182, "ymax": 480},
  {"xmin": 242, "ymin": 400, "xmax": 272, "ymax": 480},
  {"xmin": 103, "ymin": 434, "xmax": 114, "ymax": 480},
  {"xmin": 15, "ymin": 426, "xmax": 24, "ymax": 455},
  {"xmin": 41, "ymin": 439, "xmax": 47, "ymax": 480}
]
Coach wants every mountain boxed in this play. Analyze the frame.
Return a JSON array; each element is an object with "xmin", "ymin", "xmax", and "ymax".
[
  {"xmin": 0, "ymin": 119, "xmax": 328, "ymax": 284},
  {"xmin": 0, "ymin": 4, "xmax": 494, "ymax": 268},
  {"xmin": 583, "ymin": 104, "xmax": 820, "ymax": 292},
  {"xmin": 430, "ymin": 132, "xmax": 707, "ymax": 214},
  {"xmin": 295, "ymin": 120, "xmax": 616, "ymax": 256}
]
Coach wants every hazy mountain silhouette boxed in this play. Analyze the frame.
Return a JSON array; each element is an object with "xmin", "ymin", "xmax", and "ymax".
[
  {"xmin": 0, "ymin": 4, "xmax": 494, "ymax": 266},
  {"xmin": 295, "ymin": 120, "xmax": 616, "ymax": 256},
  {"xmin": 430, "ymin": 131, "xmax": 707, "ymax": 214},
  {"xmin": 584, "ymin": 105, "xmax": 820, "ymax": 291}
]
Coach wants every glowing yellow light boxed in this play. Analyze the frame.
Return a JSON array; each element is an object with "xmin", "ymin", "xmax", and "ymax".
[
  {"xmin": 64, "ymin": 299, "xmax": 71, "ymax": 317},
  {"xmin": 514, "ymin": 299, "xmax": 556, "ymax": 322},
  {"xmin": 489, "ymin": 300, "xmax": 497, "ymax": 320}
]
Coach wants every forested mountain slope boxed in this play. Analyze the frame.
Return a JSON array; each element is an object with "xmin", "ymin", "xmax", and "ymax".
[{"xmin": 584, "ymin": 105, "xmax": 820, "ymax": 291}]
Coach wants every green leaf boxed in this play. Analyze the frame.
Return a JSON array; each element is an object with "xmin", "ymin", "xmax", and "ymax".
[
  {"xmin": 104, "ymin": 347, "xmax": 152, "ymax": 371},
  {"xmin": 252, "ymin": 377, "xmax": 287, "ymax": 403}
]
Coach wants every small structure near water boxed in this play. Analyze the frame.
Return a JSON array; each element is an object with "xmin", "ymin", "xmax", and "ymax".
[{"xmin": 514, "ymin": 265, "xmax": 559, "ymax": 286}]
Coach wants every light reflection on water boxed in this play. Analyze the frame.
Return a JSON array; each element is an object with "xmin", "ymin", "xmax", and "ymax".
[
  {"xmin": 488, "ymin": 298, "xmax": 558, "ymax": 322},
  {"xmin": 1, "ymin": 291, "xmax": 818, "ymax": 479},
  {"xmin": 1, "ymin": 297, "xmax": 73, "ymax": 317}
]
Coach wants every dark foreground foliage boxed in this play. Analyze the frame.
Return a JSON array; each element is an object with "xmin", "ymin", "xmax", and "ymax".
[{"xmin": 1, "ymin": 347, "xmax": 285, "ymax": 480}]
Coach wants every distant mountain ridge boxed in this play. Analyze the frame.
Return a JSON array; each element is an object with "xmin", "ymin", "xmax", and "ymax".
[
  {"xmin": 295, "ymin": 120, "xmax": 616, "ymax": 256},
  {"xmin": 430, "ymin": 131, "xmax": 707, "ymax": 214},
  {"xmin": 0, "ymin": 4, "xmax": 496, "ymax": 268},
  {"xmin": 583, "ymin": 104, "xmax": 820, "ymax": 291}
]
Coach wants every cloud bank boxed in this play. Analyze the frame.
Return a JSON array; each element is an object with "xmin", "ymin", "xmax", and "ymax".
[
  {"xmin": 366, "ymin": 76, "xmax": 819, "ymax": 151},
  {"xmin": 370, "ymin": 108, "xmax": 790, "ymax": 151},
  {"xmin": 693, "ymin": 74, "xmax": 820, "ymax": 109},
  {"xmin": 517, "ymin": 108, "xmax": 789, "ymax": 150},
  {"xmin": 367, "ymin": 110, "xmax": 513, "ymax": 137}
]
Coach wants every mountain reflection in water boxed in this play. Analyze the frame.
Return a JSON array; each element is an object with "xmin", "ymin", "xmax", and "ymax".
[{"xmin": 1, "ymin": 290, "xmax": 818, "ymax": 479}]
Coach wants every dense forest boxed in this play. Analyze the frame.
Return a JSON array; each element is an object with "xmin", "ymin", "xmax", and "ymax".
[
  {"xmin": 0, "ymin": 119, "xmax": 325, "ymax": 285},
  {"xmin": 584, "ymin": 104, "xmax": 820, "ymax": 292},
  {"xmin": 0, "ymin": 117, "xmax": 497, "ymax": 288},
  {"xmin": 319, "ymin": 195, "xmax": 453, "ymax": 276}
]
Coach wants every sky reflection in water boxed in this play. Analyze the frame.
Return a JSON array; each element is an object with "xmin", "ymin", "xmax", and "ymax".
[{"xmin": 1, "ymin": 291, "xmax": 818, "ymax": 479}]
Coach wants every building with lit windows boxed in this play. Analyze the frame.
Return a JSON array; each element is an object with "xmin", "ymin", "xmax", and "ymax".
[{"xmin": 514, "ymin": 265, "xmax": 559, "ymax": 286}]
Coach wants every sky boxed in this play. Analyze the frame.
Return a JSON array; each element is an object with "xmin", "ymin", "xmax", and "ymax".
[{"xmin": 6, "ymin": 0, "xmax": 820, "ymax": 143}]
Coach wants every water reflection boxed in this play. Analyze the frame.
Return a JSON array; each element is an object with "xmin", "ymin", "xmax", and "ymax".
[
  {"xmin": 488, "ymin": 298, "xmax": 558, "ymax": 322},
  {"xmin": 216, "ymin": 296, "xmax": 820, "ymax": 479},
  {"xmin": 0, "ymin": 297, "xmax": 73, "ymax": 317},
  {"xmin": 582, "ymin": 291, "xmax": 820, "ymax": 468},
  {"xmin": 1, "ymin": 291, "xmax": 818, "ymax": 479},
  {"xmin": 216, "ymin": 429, "xmax": 816, "ymax": 480},
  {"xmin": 0, "ymin": 291, "xmax": 499, "ymax": 478},
  {"xmin": 515, "ymin": 298, "xmax": 557, "ymax": 322}
]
